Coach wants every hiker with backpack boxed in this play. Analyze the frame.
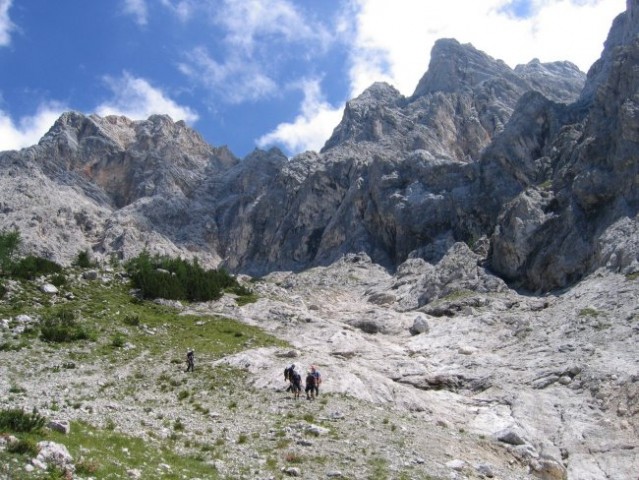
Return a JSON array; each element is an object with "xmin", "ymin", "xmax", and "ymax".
[
  {"xmin": 305, "ymin": 369, "xmax": 317, "ymax": 400},
  {"xmin": 290, "ymin": 369, "xmax": 302, "ymax": 399},
  {"xmin": 185, "ymin": 349, "xmax": 195, "ymax": 372},
  {"xmin": 310, "ymin": 365, "xmax": 322, "ymax": 397},
  {"xmin": 284, "ymin": 364, "xmax": 296, "ymax": 392}
]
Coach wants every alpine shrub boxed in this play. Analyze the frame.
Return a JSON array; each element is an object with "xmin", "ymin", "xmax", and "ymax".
[
  {"xmin": 0, "ymin": 408, "xmax": 46, "ymax": 433},
  {"xmin": 10, "ymin": 255, "xmax": 62, "ymax": 280},
  {"xmin": 40, "ymin": 308, "xmax": 91, "ymax": 343},
  {"xmin": 126, "ymin": 251, "xmax": 238, "ymax": 302}
]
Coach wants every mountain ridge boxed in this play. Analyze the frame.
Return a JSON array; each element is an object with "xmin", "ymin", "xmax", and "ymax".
[{"xmin": 0, "ymin": 3, "xmax": 636, "ymax": 294}]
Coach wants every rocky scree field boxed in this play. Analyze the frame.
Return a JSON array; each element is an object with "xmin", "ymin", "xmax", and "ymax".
[{"xmin": 0, "ymin": 253, "xmax": 638, "ymax": 480}]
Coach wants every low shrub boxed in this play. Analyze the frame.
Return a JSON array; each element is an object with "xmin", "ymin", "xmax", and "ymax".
[
  {"xmin": 49, "ymin": 273, "xmax": 67, "ymax": 287},
  {"xmin": 9, "ymin": 255, "xmax": 62, "ymax": 280},
  {"xmin": 40, "ymin": 308, "xmax": 91, "ymax": 343},
  {"xmin": 6, "ymin": 438, "xmax": 39, "ymax": 456},
  {"xmin": 122, "ymin": 314, "xmax": 140, "ymax": 326},
  {"xmin": 0, "ymin": 408, "xmax": 46, "ymax": 433},
  {"xmin": 74, "ymin": 250, "xmax": 94, "ymax": 268},
  {"xmin": 111, "ymin": 333, "xmax": 126, "ymax": 348},
  {"xmin": 126, "ymin": 250, "xmax": 237, "ymax": 302}
]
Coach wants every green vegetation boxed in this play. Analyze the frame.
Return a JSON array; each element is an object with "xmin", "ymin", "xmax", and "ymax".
[
  {"xmin": 626, "ymin": 271, "xmax": 639, "ymax": 281},
  {"xmin": 40, "ymin": 307, "xmax": 93, "ymax": 343},
  {"xmin": 126, "ymin": 250, "xmax": 236, "ymax": 302},
  {"xmin": 578, "ymin": 307, "xmax": 600, "ymax": 317},
  {"xmin": 0, "ymin": 229, "xmax": 20, "ymax": 274},
  {"xmin": 9, "ymin": 255, "xmax": 63, "ymax": 280},
  {"xmin": 0, "ymin": 230, "xmax": 63, "ymax": 281},
  {"xmin": 73, "ymin": 249, "xmax": 94, "ymax": 268},
  {"xmin": 0, "ymin": 419, "xmax": 222, "ymax": 479},
  {"xmin": 0, "ymin": 408, "xmax": 46, "ymax": 433}
]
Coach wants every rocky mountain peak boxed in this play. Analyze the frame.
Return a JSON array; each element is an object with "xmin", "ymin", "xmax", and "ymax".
[{"xmin": 411, "ymin": 38, "xmax": 517, "ymax": 97}]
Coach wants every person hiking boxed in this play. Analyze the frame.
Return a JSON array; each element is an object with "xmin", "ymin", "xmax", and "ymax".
[
  {"xmin": 290, "ymin": 370, "xmax": 302, "ymax": 400},
  {"xmin": 310, "ymin": 365, "xmax": 322, "ymax": 397},
  {"xmin": 305, "ymin": 370, "xmax": 317, "ymax": 400},
  {"xmin": 185, "ymin": 349, "xmax": 195, "ymax": 372},
  {"xmin": 284, "ymin": 364, "xmax": 296, "ymax": 392}
]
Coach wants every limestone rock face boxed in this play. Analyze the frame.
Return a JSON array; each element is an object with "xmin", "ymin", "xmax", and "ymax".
[
  {"xmin": 489, "ymin": 0, "xmax": 639, "ymax": 289},
  {"xmin": 0, "ymin": 2, "xmax": 636, "ymax": 295}
]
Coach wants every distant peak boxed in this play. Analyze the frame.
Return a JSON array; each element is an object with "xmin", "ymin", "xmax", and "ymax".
[{"xmin": 412, "ymin": 39, "xmax": 512, "ymax": 98}]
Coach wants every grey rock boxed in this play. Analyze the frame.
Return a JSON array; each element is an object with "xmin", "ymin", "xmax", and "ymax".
[
  {"xmin": 282, "ymin": 466, "xmax": 301, "ymax": 477},
  {"xmin": 82, "ymin": 270, "xmax": 98, "ymax": 280},
  {"xmin": 47, "ymin": 420, "xmax": 70, "ymax": 434},
  {"xmin": 408, "ymin": 315, "xmax": 430, "ymax": 335},
  {"xmin": 496, "ymin": 429, "xmax": 526, "ymax": 446},
  {"xmin": 40, "ymin": 284, "xmax": 58, "ymax": 294},
  {"xmin": 35, "ymin": 441, "xmax": 73, "ymax": 471}
]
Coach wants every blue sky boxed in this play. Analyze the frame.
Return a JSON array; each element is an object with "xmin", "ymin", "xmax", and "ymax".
[{"xmin": 0, "ymin": 0, "xmax": 626, "ymax": 157}]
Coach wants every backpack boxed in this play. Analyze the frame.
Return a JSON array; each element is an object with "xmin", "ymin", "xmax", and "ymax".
[
  {"xmin": 306, "ymin": 373, "xmax": 316, "ymax": 387},
  {"xmin": 284, "ymin": 366, "xmax": 293, "ymax": 380}
]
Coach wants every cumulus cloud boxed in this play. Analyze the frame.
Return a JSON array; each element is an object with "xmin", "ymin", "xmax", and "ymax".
[
  {"xmin": 96, "ymin": 72, "xmax": 199, "ymax": 123},
  {"xmin": 179, "ymin": 47, "xmax": 277, "ymax": 104},
  {"xmin": 346, "ymin": 0, "xmax": 626, "ymax": 97},
  {"xmin": 178, "ymin": 0, "xmax": 334, "ymax": 105},
  {"xmin": 257, "ymin": 79, "xmax": 343, "ymax": 154},
  {"xmin": 159, "ymin": 0, "xmax": 196, "ymax": 22},
  {"xmin": 0, "ymin": 103, "xmax": 66, "ymax": 151},
  {"xmin": 218, "ymin": 0, "xmax": 331, "ymax": 54},
  {"xmin": 0, "ymin": 0, "xmax": 14, "ymax": 46},
  {"xmin": 122, "ymin": 0, "xmax": 148, "ymax": 26},
  {"xmin": 260, "ymin": 0, "xmax": 625, "ymax": 156}
]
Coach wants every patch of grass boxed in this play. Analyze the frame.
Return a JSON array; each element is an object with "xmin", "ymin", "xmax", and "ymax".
[
  {"xmin": 368, "ymin": 456, "xmax": 390, "ymax": 480},
  {"xmin": 122, "ymin": 313, "xmax": 140, "ymax": 326},
  {"xmin": 625, "ymin": 271, "xmax": 639, "ymax": 281},
  {"xmin": 284, "ymin": 450, "xmax": 304, "ymax": 464},
  {"xmin": 440, "ymin": 289, "xmax": 475, "ymax": 302},
  {"xmin": 235, "ymin": 292, "xmax": 259, "ymax": 306},
  {"xmin": 110, "ymin": 333, "xmax": 126, "ymax": 348},
  {"xmin": 41, "ymin": 420, "xmax": 219, "ymax": 479},
  {"xmin": 579, "ymin": 307, "xmax": 600, "ymax": 317},
  {"xmin": 6, "ymin": 438, "xmax": 39, "ymax": 456},
  {"xmin": 40, "ymin": 307, "xmax": 94, "ymax": 343},
  {"xmin": 8, "ymin": 385, "xmax": 26, "ymax": 394}
]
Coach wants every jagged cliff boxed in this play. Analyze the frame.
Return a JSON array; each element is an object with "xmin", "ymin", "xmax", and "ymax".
[{"xmin": 0, "ymin": 2, "xmax": 637, "ymax": 295}]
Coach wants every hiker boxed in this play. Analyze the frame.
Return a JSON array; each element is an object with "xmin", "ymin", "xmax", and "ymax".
[
  {"xmin": 284, "ymin": 364, "xmax": 296, "ymax": 392},
  {"xmin": 305, "ymin": 370, "xmax": 317, "ymax": 400},
  {"xmin": 310, "ymin": 365, "xmax": 322, "ymax": 397},
  {"xmin": 186, "ymin": 349, "xmax": 195, "ymax": 372},
  {"xmin": 291, "ymin": 370, "xmax": 302, "ymax": 399}
]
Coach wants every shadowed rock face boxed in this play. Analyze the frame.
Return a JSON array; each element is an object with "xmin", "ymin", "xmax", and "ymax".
[
  {"xmin": 488, "ymin": 0, "xmax": 639, "ymax": 290},
  {"xmin": 0, "ymin": 3, "xmax": 636, "ymax": 294}
]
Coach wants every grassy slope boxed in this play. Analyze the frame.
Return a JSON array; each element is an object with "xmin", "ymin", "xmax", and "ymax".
[{"xmin": 0, "ymin": 270, "xmax": 291, "ymax": 479}]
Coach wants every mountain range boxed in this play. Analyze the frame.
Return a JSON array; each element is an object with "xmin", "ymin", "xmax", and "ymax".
[
  {"xmin": 1, "ymin": 3, "xmax": 638, "ymax": 298},
  {"xmin": 1, "ymin": 2, "xmax": 639, "ymax": 479}
]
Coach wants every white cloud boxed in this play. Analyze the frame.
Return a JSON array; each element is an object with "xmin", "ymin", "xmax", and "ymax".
[
  {"xmin": 0, "ymin": 103, "xmax": 66, "ymax": 151},
  {"xmin": 259, "ymin": 0, "xmax": 626, "ymax": 156},
  {"xmin": 0, "ymin": 0, "xmax": 14, "ymax": 46},
  {"xmin": 257, "ymin": 79, "xmax": 343, "ymax": 154},
  {"xmin": 178, "ymin": 0, "xmax": 335, "ymax": 106},
  {"xmin": 179, "ymin": 47, "xmax": 278, "ymax": 104},
  {"xmin": 123, "ymin": 0, "xmax": 148, "ymax": 26},
  {"xmin": 160, "ymin": 0, "xmax": 196, "ymax": 22},
  {"xmin": 346, "ymin": 0, "xmax": 626, "ymax": 97},
  {"xmin": 96, "ymin": 72, "xmax": 199, "ymax": 123},
  {"xmin": 218, "ymin": 0, "xmax": 331, "ymax": 54}
]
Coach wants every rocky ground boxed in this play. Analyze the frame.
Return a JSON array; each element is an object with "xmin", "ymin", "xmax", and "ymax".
[{"xmin": 1, "ymin": 253, "xmax": 638, "ymax": 479}]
